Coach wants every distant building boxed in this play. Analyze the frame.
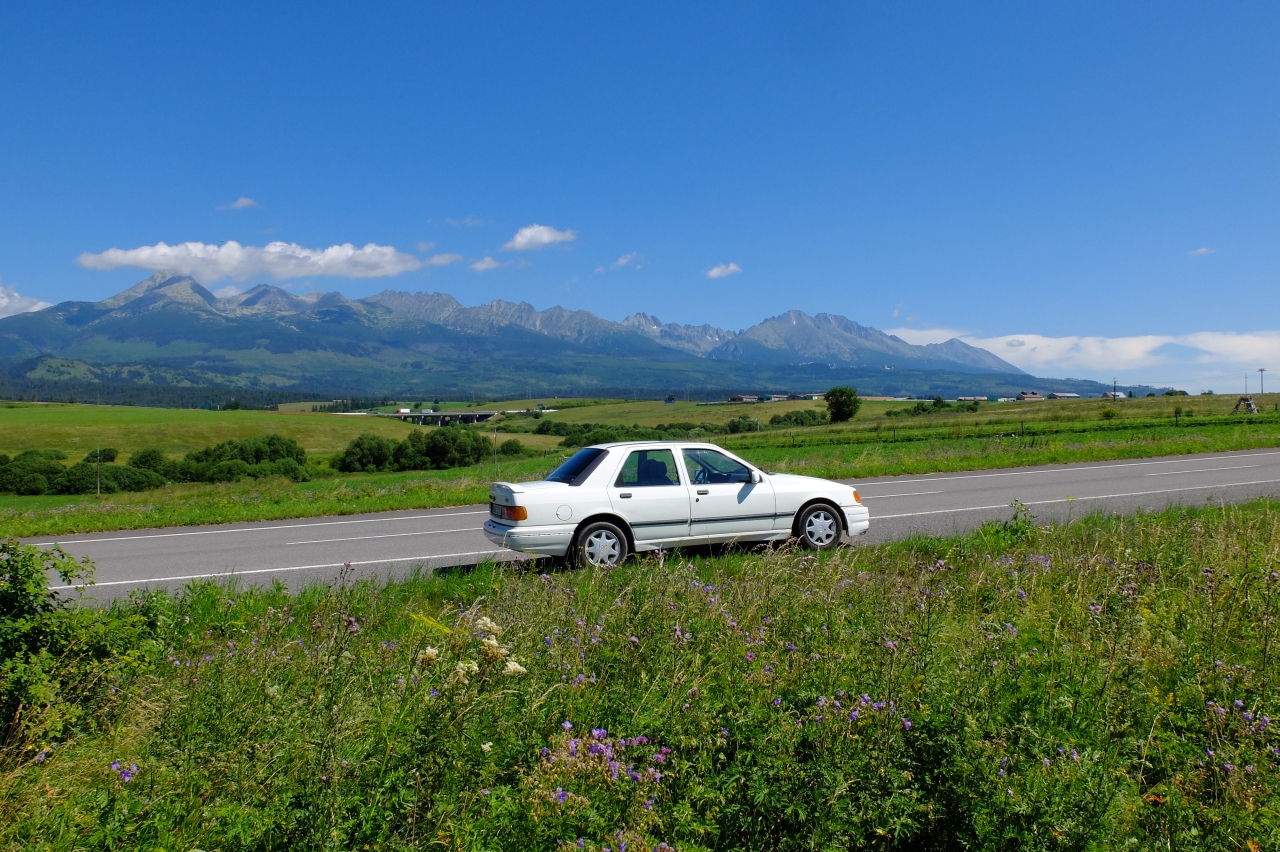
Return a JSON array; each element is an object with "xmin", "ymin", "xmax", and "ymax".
[
  {"xmin": 728, "ymin": 395, "xmax": 746, "ymax": 402},
  {"xmin": 1016, "ymin": 391, "xmax": 1044, "ymax": 401},
  {"xmin": 1101, "ymin": 391, "xmax": 1126, "ymax": 399},
  {"xmin": 956, "ymin": 396, "xmax": 986, "ymax": 402},
  {"xmin": 788, "ymin": 393, "xmax": 825, "ymax": 400},
  {"xmin": 1047, "ymin": 392, "xmax": 1081, "ymax": 400}
]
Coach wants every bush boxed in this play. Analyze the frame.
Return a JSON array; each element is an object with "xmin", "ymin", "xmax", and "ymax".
[
  {"xmin": 1101, "ymin": 408, "xmax": 1118, "ymax": 420},
  {"xmin": 825, "ymin": 386, "xmax": 861, "ymax": 423},
  {"xmin": 179, "ymin": 435, "xmax": 309, "ymax": 482},
  {"xmin": 769, "ymin": 409, "xmax": 829, "ymax": 428},
  {"xmin": 498, "ymin": 439, "xmax": 524, "ymax": 456},
  {"xmin": 50, "ymin": 462, "xmax": 165, "ymax": 495},
  {"xmin": 332, "ymin": 433, "xmax": 399, "ymax": 473},
  {"xmin": 0, "ymin": 451, "xmax": 67, "ymax": 494},
  {"xmin": 81, "ymin": 448, "xmax": 118, "ymax": 463},
  {"xmin": 128, "ymin": 448, "xmax": 178, "ymax": 480},
  {"xmin": 393, "ymin": 428, "xmax": 491, "ymax": 471}
]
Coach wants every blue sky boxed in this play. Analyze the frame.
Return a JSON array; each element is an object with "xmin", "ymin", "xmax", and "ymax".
[{"xmin": 1, "ymin": 2, "xmax": 1278, "ymax": 391}]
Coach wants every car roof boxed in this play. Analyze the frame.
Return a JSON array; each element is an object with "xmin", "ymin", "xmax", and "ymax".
[{"xmin": 588, "ymin": 440, "xmax": 722, "ymax": 450}]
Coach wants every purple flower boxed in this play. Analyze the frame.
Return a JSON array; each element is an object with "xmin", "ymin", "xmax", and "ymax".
[
  {"xmin": 35, "ymin": 751, "xmax": 47, "ymax": 763},
  {"xmin": 1017, "ymin": 589, "xmax": 1027, "ymax": 601},
  {"xmin": 773, "ymin": 697, "xmax": 782, "ymax": 706},
  {"xmin": 1042, "ymin": 757, "xmax": 1050, "ymax": 768},
  {"xmin": 110, "ymin": 760, "xmax": 120, "ymax": 772},
  {"xmin": 719, "ymin": 727, "xmax": 728, "ymax": 738},
  {"xmin": 629, "ymin": 635, "xmax": 639, "ymax": 644},
  {"xmin": 849, "ymin": 710, "xmax": 859, "ymax": 721},
  {"xmin": 554, "ymin": 786, "xmax": 568, "ymax": 803},
  {"xmin": 1071, "ymin": 749, "xmax": 1079, "ymax": 761},
  {"xmin": 884, "ymin": 640, "xmax": 898, "ymax": 651},
  {"xmin": 562, "ymin": 720, "xmax": 573, "ymax": 731},
  {"xmin": 902, "ymin": 718, "xmax": 912, "ymax": 731},
  {"xmin": 745, "ymin": 652, "xmax": 755, "ymax": 661}
]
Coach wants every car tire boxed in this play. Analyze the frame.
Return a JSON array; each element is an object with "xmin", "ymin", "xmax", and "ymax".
[
  {"xmin": 796, "ymin": 503, "xmax": 843, "ymax": 550},
  {"xmin": 571, "ymin": 520, "xmax": 630, "ymax": 569}
]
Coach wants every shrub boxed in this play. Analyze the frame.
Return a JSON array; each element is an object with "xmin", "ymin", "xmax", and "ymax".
[
  {"xmin": 1101, "ymin": 407, "xmax": 1118, "ymax": 420},
  {"xmin": 769, "ymin": 409, "xmax": 829, "ymax": 427},
  {"xmin": 825, "ymin": 386, "xmax": 861, "ymax": 422},
  {"xmin": 498, "ymin": 439, "xmax": 524, "ymax": 456},
  {"xmin": 128, "ymin": 448, "xmax": 178, "ymax": 480},
  {"xmin": 396, "ymin": 428, "xmax": 492, "ymax": 470},
  {"xmin": 724, "ymin": 414, "xmax": 759, "ymax": 434},
  {"xmin": 332, "ymin": 433, "xmax": 399, "ymax": 473},
  {"xmin": 180, "ymin": 435, "xmax": 309, "ymax": 482},
  {"xmin": 0, "ymin": 451, "xmax": 67, "ymax": 494},
  {"xmin": 50, "ymin": 462, "xmax": 165, "ymax": 495},
  {"xmin": 80, "ymin": 448, "xmax": 118, "ymax": 463}
]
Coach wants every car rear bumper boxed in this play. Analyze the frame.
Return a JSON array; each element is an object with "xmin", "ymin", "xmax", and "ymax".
[{"xmin": 483, "ymin": 519, "xmax": 576, "ymax": 556}]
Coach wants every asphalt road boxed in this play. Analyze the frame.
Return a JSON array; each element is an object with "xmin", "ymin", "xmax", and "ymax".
[{"xmin": 33, "ymin": 447, "xmax": 1280, "ymax": 602}]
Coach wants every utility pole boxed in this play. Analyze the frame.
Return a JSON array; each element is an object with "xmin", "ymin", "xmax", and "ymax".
[
  {"xmin": 1113, "ymin": 377, "xmax": 1117, "ymax": 399},
  {"xmin": 96, "ymin": 447, "xmax": 101, "ymax": 496},
  {"xmin": 1259, "ymin": 368, "xmax": 1266, "ymax": 396}
]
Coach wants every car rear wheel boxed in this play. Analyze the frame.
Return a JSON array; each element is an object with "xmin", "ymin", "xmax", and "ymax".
[
  {"xmin": 796, "ymin": 504, "xmax": 843, "ymax": 550},
  {"xmin": 572, "ymin": 521, "xmax": 629, "ymax": 569}
]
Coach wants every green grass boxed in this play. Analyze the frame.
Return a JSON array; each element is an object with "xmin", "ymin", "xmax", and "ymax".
[
  {"xmin": 4, "ymin": 499, "xmax": 1280, "ymax": 849},
  {"xmin": 0, "ymin": 402, "xmax": 420, "ymax": 457}
]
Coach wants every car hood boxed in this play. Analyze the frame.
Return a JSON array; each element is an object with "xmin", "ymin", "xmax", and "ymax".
[{"xmin": 765, "ymin": 472, "xmax": 846, "ymax": 492}]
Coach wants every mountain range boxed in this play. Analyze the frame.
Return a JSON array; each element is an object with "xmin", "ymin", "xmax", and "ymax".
[{"xmin": 0, "ymin": 272, "xmax": 1123, "ymax": 400}]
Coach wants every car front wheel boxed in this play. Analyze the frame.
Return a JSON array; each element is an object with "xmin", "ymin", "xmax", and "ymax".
[
  {"xmin": 796, "ymin": 504, "xmax": 843, "ymax": 550},
  {"xmin": 572, "ymin": 520, "xmax": 629, "ymax": 569}
]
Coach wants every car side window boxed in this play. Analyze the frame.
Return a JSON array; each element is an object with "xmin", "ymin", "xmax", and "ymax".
[
  {"xmin": 614, "ymin": 449, "xmax": 681, "ymax": 487},
  {"xmin": 682, "ymin": 448, "xmax": 751, "ymax": 485}
]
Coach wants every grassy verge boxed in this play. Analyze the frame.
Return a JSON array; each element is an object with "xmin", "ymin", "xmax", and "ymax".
[{"xmin": 4, "ymin": 500, "xmax": 1279, "ymax": 848}]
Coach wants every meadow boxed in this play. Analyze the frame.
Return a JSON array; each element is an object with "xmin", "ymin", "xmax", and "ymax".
[
  {"xmin": 3, "ymin": 498, "xmax": 1279, "ymax": 849},
  {"xmin": 2, "ymin": 395, "xmax": 1279, "ymax": 538}
]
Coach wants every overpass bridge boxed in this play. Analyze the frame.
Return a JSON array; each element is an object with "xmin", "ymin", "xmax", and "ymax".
[{"xmin": 377, "ymin": 410, "xmax": 502, "ymax": 426}]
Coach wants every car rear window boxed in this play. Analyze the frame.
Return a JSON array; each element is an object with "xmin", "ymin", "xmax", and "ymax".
[{"xmin": 546, "ymin": 447, "xmax": 609, "ymax": 485}]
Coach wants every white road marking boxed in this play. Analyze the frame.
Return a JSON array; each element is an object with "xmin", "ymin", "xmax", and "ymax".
[
  {"xmin": 872, "ymin": 478, "xmax": 1280, "ymax": 520},
  {"xmin": 861, "ymin": 490, "xmax": 944, "ymax": 499},
  {"xmin": 48, "ymin": 549, "xmax": 517, "ymax": 591},
  {"xmin": 32, "ymin": 510, "xmax": 490, "ymax": 547},
  {"xmin": 849, "ymin": 450, "xmax": 1280, "ymax": 487},
  {"xmin": 1144, "ymin": 465, "xmax": 1259, "ymax": 477},
  {"xmin": 287, "ymin": 527, "xmax": 477, "ymax": 546}
]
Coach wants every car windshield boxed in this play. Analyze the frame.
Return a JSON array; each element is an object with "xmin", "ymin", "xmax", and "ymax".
[{"xmin": 546, "ymin": 447, "xmax": 608, "ymax": 484}]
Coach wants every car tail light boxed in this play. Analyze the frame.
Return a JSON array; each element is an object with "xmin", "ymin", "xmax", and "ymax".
[
  {"xmin": 491, "ymin": 503, "xmax": 528, "ymax": 521},
  {"xmin": 852, "ymin": 489, "xmax": 862, "ymax": 504}
]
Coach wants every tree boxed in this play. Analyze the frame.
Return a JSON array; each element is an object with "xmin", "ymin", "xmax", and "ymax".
[
  {"xmin": 332, "ymin": 433, "xmax": 398, "ymax": 473},
  {"xmin": 825, "ymin": 387, "xmax": 861, "ymax": 423}
]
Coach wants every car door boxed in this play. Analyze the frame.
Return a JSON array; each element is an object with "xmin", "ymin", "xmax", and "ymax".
[
  {"xmin": 681, "ymin": 447, "xmax": 776, "ymax": 540},
  {"xmin": 606, "ymin": 448, "xmax": 690, "ymax": 544}
]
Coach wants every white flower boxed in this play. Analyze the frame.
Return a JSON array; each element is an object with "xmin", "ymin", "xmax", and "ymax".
[
  {"xmin": 480, "ymin": 635, "xmax": 509, "ymax": 661},
  {"xmin": 503, "ymin": 660, "xmax": 527, "ymax": 676},
  {"xmin": 417, "ymin": 647, "xmax": 440, "ymax": 665},
  {"xmin": 475, "ymin": 616, "xmax": 503, "ymax": 636},
  {"xmin": 481, "ymin": 742, "xmax": 493, "ymax": 753}
]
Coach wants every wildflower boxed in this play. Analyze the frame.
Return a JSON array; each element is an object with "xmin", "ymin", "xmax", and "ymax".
[
  {"xmin": 884, "ymin": 640, "xmax": 898, "ymax": 651},
  {"xmin": 773, "ymin": 697, "xmax": 782, "ymax": 706},
  {"xmin": 562, "ymin": 720, "xmax": 573, "ymax": 731},
  {"xmin": 1071, "ymin": 749, "xmax": 1079, "ymax": 761},
  {"xmin": 475, "ymin": 616, "xmax": 503, "ymax": 635},
  {"xmin": 629, "ymin": 635, "xmax": 639, "ymax": 644},
  {"xmin": 1234, "ymin": 699, "xmax": 1245, "ymax": 710},
  {"xmin": 417, "ymin": 647, "xmax": 440, "ymax": 665},
  {"xmin": 745, "ymin": 651, "xmax": 755, "ymax": 661},
  {"xmin": 347, "ymin": 617, "xmax": 360, "ymax": 633},
  {"xmin": 480, "ymin": 788, "xmax": 491, "ymax": 795},
  {"xmin": 452, "ymin": 660, "xmax": 479, "ymax": 685},
  {"xmin": 481, "ymin": 635, "xmax": 509, "ymax": 661},
  {"xmin": 902, "ymin": 718, "xmax": 912, "ymax": 731},
  {"xmin": 503, "ymin": 660, "xmax": 527, "ymax": 676},
  {"xmin": 35, "ymin": 751, "xmax": 47, "ymax": 763},
  {"xmin": 554, "ymin": 787, "xmax": 568, "ymax": 803},
  {"xmin": 1042, "ymin": 757, "xmax": 1050, "ymax": 768},
  {"xmin": 719, "ymin": 727, "xmax": 728, "ymax": 738},
  {"xmin": 481, "ymin": 742, "xmax": 493, "ymax": 753},
  {"xmin": 849, "ymin": 710, "xmax": 859, "ymax": 721}
]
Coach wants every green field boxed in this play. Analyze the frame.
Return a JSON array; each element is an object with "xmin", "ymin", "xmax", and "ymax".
[
  {"xmin": 2, "ymin": 395, "xmax": 1280, "ymax": 538},
  {"xmin": 4, "ymin": 499, "xmax": 1279, "ymax": 848}
]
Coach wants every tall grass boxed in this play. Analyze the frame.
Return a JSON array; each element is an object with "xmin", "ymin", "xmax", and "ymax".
[{"xmin": 4, "ymin": 499, "xmax": 1280, "ymax": 849}]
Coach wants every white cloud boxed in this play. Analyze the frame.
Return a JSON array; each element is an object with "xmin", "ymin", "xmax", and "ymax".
[
  {"xmin": 446, "ymin": 216, "xmax": 489, "ymax": 227},
  {"xmin": 0, "ymin": 279, "xmax": 52, "ymax": 317},
  {"xmin": 77, "ymin": 240, "xmax": 423, "ymax": 282},
  {"xmin": 470, "ymin": 256, "xmax": 502, "ymax": 272},
  {"xmin": 890, "ymin": 325, "xmax": 1280, "ymax": 390},
  {"xmin": 213, "ymin": 284, "xmax": 245, "ymax": 298},
  {"xmin": 614, "ymin": 252, "xmax": 638, "ymax": 268},
  {"xmin": 892, "ymin": 302, "xmax": 902, "ymax": 318},
  {"xmin": 426, "ymin": 253, "xmax": 463, "ymax": 267},
  {"xmin": 503, "ymin": 224, "xmax": 576, "ymax": 251},
  {"xmin": 218, "ymin": 196, "xmax": 258, "ymax": 210},
  {"xmin": 1189, "ymin": 247, "xmax": 1215, "ymax": 256},
  {"xmin": 706, "ymin": 262, "xmax": 742, "ymax": 279},
  {"xmin": 417, "ymin": 241, "xmax": 435, "ymax": 253}
]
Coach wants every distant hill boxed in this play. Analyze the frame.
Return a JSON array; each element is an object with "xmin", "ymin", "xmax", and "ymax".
[{"xmin": 0, "ymin": 272, "xmax": 1129, "ymax": 400}]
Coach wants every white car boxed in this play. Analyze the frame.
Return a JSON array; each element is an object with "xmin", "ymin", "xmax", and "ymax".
[{"xmin": 484, "ymin": 441, "xmax": 869, "ymax": 567}]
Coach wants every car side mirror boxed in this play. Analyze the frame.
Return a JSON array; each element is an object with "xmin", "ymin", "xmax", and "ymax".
[{"xmin": 750, "ymin": 470, "xmax": 762, "ymax": 484}]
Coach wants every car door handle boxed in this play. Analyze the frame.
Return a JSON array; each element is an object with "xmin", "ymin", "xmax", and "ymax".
[
  {"xmin": 697, "ymin": 489, "xmax": 709, "ymax": 495},
  {"xmin": 619, "ymin": 493, "xmax": 632, "ymax": 498}
]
